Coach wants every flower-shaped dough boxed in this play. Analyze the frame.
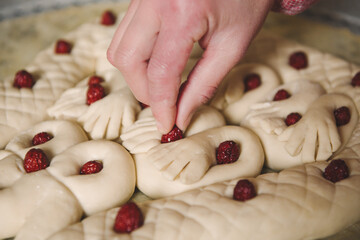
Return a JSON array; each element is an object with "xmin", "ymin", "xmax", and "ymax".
[
  {"xmin": 5, "ymin": 120, "xmax": 88, "ymax": 159},
  {"xmin": 210, "ymin": 63, "xmax": 281, "ymax": 124},
  {"xmin": 0, "ymin": 140, "xmax": 136, "ymax": 240}
]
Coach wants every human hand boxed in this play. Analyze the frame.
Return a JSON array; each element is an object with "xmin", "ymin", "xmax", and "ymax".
[{"xmin": 107, "ymin": 0, "xmax": 275, "ymax": 133}]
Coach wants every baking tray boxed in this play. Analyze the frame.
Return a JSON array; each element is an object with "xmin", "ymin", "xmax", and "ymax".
[{"xmin": 0, "ymin": 1, "xmax": 359, "ymax": 239}]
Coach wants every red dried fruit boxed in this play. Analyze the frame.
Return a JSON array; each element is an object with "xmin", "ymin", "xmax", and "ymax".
[
  {"xmin": 55, "ymin": 39, "xmax": 72, "ymax": 54},
  {"xmin": 351, "ymin": 72, "xmax": 360, "ymax": 87},
  {"xmin": 139, "ymin": 102, "xmax": 149, "ymax": 109},
  {"xmin": 273, "ymin": 89, "xmax": 290, "ymax": 101},
  {"xmin": 161, "ymin": 125, "xmax": 184, "ymax": 143},
  {"xmin": 101, "ymin": 10, "xmax": 116, "ymax": 26},
  {"xmin": 86, "ymin": 84, "xmax": 106, "ymax": 105},
  {"xmin": 114, "ymin": 202, "xmax": 144, "ymax": 233},
  {"xmin": 24, "ymin": 148, "xmax": 50, "ymax": 173},
  {"xmin": 216, "ymin": 140, "xmax": 240, "ymax": 165},
  {"xmin": 88, "ymin": 76, "xmax": 104, "ymax": 86},
  {"xmin": 334, "ymin": 106, "xmax": 351, "ymax": 126},
  {"xmin": 233, "ymin": 179, "xmax": 257, "ymax": 201},
  {"xmin": 244, "ymin": 73, "xmax": 261, "ymax": 92},
  {"xmin": 13, "ymin": 70, "xmax": 34, "ymax": 89},
  {"xmin": 285, "ymin": 112, "xmax": 302, "ymax": 126},
  {"xmin": 289, "ymin": 51, "xmax": 308, "ymax": 70},
  {"xmin": 323, "ymin": 159, "xmax": 349, "ymax": 183},
  {"xmin": 80, "ymin": 160, "xmax": 103, "ymax": 175},
  {"xmin": 32, "ymin": 132, "xmax": 53, "ymax": 146}
]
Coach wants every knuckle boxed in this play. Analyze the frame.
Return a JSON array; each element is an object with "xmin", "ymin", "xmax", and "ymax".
[
  {"xmin": 108, "ymin": 47, "xmax": 137, "ymax": 72},
  {"xmin": 199, "ymin": 85, "xmax": 218, "ymax": 104},
  {"xmin": 147, "ymin": 58, "xmax": 172, "ymax": 82}
]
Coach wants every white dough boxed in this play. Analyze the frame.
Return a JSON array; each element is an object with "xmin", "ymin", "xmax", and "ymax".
[
  {"xmin": 210, "ymin": 63, "xmax": 281, "ymax": 124},
  {"xmin": 48, "ymin": 157, "xmax": 360, "ymax": 240},
  {"xmin": 243, "ymin": 89, "xmax": 359, "ymax": 170},
  {"xmin": 136, "ymin": 126, "xmax": 264, "ymax": 198},
  {"xmin": 121, "ymin": 106, "xmax": 226, "ymax": 154},
  {"xmin": 47, "ymin": 140, "xmax": 136, "ymax": 215},
  {"xmin": 0, "ymin": 18, "xmax": 116, "ymax": 148}
]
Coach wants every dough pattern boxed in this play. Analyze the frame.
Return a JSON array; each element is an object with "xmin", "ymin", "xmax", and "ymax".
[
  {"xmin": 243, "ymin": 81, "xmax": 358, "ymax": 170},
  {"xmin": 0, "ymin": 135, "xmax": 136, "ymax": 239},
  {"xmin": 0, "ymin": 13, "xmax": 123, "ymax": 148},
  {"xmin": 48, "ymin": 157, "xmax": 360, "ymax": 240},
  {"xmin": 242, "ymin": 31, "xmax": 359, "ymax": 92},
  {"xmin": 210, "ymin": 63, "xmax": 281, "ymax": 124}
]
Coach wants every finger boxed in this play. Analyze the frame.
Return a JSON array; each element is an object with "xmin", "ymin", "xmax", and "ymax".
[
  {"xmin": 108, "ymin": 3, "xmax": 160, "ymax": 104},
  {"xmin": 107, "ymin": 0, "xmax": 140, "ymax": 61},
  {"xmin": 147, "ymin": 26, "xmax": 199, "ymax": 133},
  {"xmin": 176, "ymin": 35, "xmax": 247, "ymax": 130}
]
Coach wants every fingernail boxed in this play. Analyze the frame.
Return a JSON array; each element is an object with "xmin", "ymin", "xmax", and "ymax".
[{"xmin": 156, "ymin": 121, "xmax": 168, "ymax": 134}]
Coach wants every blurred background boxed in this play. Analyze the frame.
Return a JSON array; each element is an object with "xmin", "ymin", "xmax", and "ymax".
[{"xmin": 0, "ymin": 0, "xmax": 359, "ymax": 34}]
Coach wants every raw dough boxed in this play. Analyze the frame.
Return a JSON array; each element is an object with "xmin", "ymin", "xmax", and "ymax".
[{"xmin": 48, "ymin": 157, "xmax": 360, "ymax": 240}]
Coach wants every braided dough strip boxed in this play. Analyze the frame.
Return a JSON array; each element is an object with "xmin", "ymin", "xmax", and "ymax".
[{"xmin": 48, "ymin": 157, "xmax": 360, "ymax": 240}]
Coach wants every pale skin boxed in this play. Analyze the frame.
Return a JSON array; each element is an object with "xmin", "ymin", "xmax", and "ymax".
[{"xmin": 107, "ymin": 0, "xmax": 275, "ymax": 133}]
